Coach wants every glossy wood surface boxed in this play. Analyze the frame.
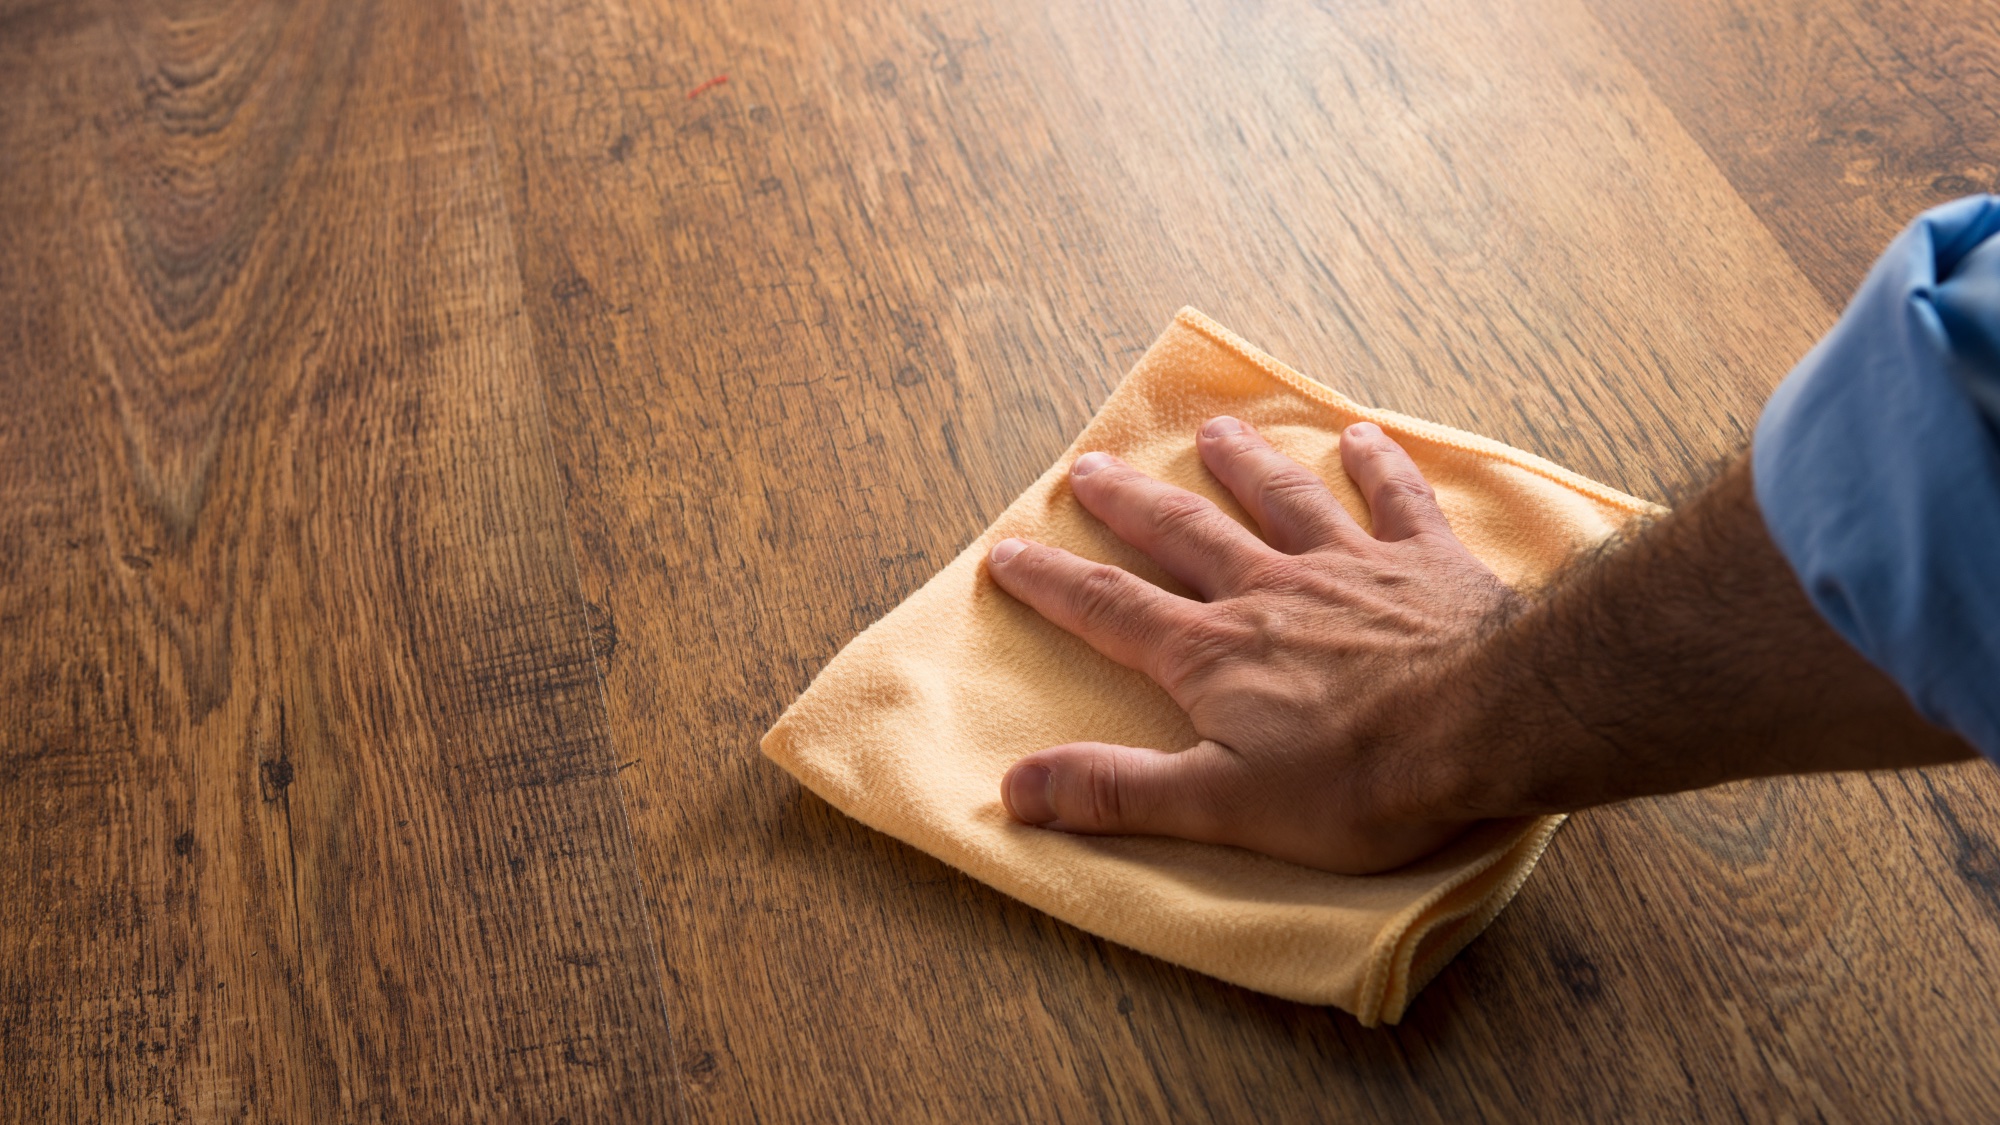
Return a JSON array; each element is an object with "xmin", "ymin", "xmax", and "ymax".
[{"xmin": 4, "ymin": 0, "xmax": 1997, "ymax": 1119}]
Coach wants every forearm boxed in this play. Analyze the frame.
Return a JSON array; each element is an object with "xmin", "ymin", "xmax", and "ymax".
[
  {"xmin": 1399, "ymin": 451, "xmax": 1975, "ymax": 822},
  {"xmin": 991, "ymin": 411, "xmax": 1979, "ymax": 873}
]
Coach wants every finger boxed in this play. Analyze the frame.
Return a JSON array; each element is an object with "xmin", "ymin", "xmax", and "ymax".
[
  {"xmin": 1196, "ymin": 416, "xmax": 1364, "ymax": 553},
  {"xmin": 1002, "ymin": 739, "xmax": 1242, "ymax": 841},
  {"xmin": 1067, "ymin": 451, "xmax": 1270, "ymax": 598},
  {"xmin": 986, "ymin": 537, "xmax": 1193, "ymax": 679},
  {"xmin": 1339, "ymin": 422, "xmax": 1453, "ymax": 542}
]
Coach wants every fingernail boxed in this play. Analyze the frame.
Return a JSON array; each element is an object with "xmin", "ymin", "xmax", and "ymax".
[
  {"xmin": 1006, "ymin": 764, "xmax": 1056, "ymax": 824},
  {"xmin": 1202, "ymin": 415, "xmax": 1242, "ymax": 438},
  {"xmin": 1347, "ymin": 422, "xmax": 1379, "ymax": 438},
  {"xmin": 990, "ymin": 538, "xmax": 1027, "ymax": 564},
  {"xmin": 1072, "ymin": 451, "xmax": 1113, "ymax": 477}
]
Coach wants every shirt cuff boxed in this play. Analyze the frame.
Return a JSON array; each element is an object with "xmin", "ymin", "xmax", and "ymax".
[{"xmin": 1753, "ymin": 195, "xmax": 2000, "ymax": 760}]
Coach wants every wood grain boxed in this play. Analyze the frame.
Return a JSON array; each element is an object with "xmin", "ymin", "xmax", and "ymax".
[
  {"xmin": 1590, "ymin": 0, "xmax": 2000, "ymax": 307},
  {"xmin": 0, "ymin": 0, "xmax": 680, "ymax": 1119},
  {"xmin": 459, "ymin": 0, "xmax": 2000, "ymax": 1120},
  {"xmin": 9, "ymin": 0, "xmax": 2000, "ymax": 1117}
]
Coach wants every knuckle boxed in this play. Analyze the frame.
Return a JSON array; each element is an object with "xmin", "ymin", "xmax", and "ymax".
[
  {"xmin": 1069, "ymin": 563, "xmax": 1135, "ymax": 630},
  {"xmin": 1217, "ymin": 439, "xmax": 1260, "ymax": 476},
  {"xmin": 1357, "ymin": 441, "xmax": 1405, "ymax": 470},
  {"xmin": 1010, "ymin": 545, "xmax": 1062, "ymax": 586},
  {"xmin": 1259, "ymin": 465, "xmax": 1330, "ymax": 508},
  {"xmin": 1376, "ymin": 471, "xmax": 1437, "ymax": 508},
  {"xmin": 1088, "ymin": 460, "xmax": 1138, "ymax": 488},
  {"xmin": 1162, "ymin": 610, "xmax": 1250, "ymax": 685},
  {"xmin": 1082, "ymin": 754, "xmax": 1124, "ymax": 826},
  {"xmin": 1149, "ymin": 490, "xmax": 1214, "ymax": 537},
  {"xmin": 1241, "ymin": 552, "xmax": 1309, "ymax": 591},
  {"xmin": 1222, "ymin": 436, "xmax": 1269, "ymax": 472},
  {"xmin": 1214, "ymin": 425, "xmax": 1260, "ymax": 450},
  {"xmin": 1344, "ymin": 430, "xmax": 1384, "ymax": 458}
]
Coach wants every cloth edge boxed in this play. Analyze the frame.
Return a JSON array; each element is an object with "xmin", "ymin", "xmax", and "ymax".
[
  {"xmin": 1362, "ymin": 814, "xmax": 1568, "ymax": 1025},
  {"xmin": 1174, "ymin": 307, "xmax": 1666, "ymax": 518},
  {"xmin": 763, "ymin": 307, "xmax": 1648, "ymax": 1020}
]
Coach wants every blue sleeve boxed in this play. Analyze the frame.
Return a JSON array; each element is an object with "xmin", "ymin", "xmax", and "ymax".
[{"xmin": 1753, "ymin": 194, "xmax": 2000, "ymax": 760}]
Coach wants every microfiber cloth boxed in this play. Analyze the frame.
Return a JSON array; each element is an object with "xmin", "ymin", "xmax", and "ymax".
[{"xmin": 762, "ymin": 309, "xmax": 1658, "ymax": 1024}]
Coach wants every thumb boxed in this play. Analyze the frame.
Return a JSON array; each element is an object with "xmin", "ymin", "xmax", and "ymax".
[{"xmin": 1001, "ymin": 740, "xmax": 1238, "ymax": 841}]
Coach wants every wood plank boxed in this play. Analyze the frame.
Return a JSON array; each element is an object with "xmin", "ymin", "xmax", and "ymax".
[
  {"xmin": 0, "ymin": 0, "xmax": 681, "ymax": 1118},
  {"xmin": 1588, "ymin": 0, "xmax": 2000, "ymax": 307},
  {"xmin": 460, "ymin": 0, "xmax": 2000, "ymax": 1118}
]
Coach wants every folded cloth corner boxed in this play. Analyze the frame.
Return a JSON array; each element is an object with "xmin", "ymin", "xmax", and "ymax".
[{"xmin": 762, "ymin": 308, "xmax": 1658, "ymax": 1025}]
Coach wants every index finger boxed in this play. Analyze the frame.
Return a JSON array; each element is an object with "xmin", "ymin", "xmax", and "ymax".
[{"xmin": 985, "ymin": 537, "xmax": 1193, "ymax": 683}]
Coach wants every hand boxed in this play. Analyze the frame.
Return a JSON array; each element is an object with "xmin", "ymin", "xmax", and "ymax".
[{"xmin": 985, "ymin": 416, "xmax": 1514, "ymax": 874}]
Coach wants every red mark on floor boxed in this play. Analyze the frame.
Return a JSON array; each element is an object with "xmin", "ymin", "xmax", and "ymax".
[{"xmin": 687, "ymin": 74, "xmax": 729, "ymax": 99}]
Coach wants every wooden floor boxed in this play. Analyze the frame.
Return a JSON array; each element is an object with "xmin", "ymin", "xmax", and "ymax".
[{"xmin": 4, "ymin": 0, "xmax": 1998, "ymax": 1119}]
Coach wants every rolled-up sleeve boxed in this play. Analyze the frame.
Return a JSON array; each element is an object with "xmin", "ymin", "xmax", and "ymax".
[{"xmin": 1753, "ymin": 194, "xmax": 2000, "ymax": 760}]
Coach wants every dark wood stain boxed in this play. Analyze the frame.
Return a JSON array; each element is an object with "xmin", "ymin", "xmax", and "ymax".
[
  {"xmin": 0, "ymin": 0, "xmax": 679, "ymax": 1119},
  {"xmin": 1588, "ymin": 0, "xmax": 2000, "ymax": 310},
  {"xmin": 4, "ymin": 0, "xmax": 1999, "ymax": 1119}
]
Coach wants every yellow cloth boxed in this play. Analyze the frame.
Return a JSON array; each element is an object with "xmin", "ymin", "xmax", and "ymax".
[{"xmin": 762, "ymin": 309, "xmax": 1657, "ymax": 1024}]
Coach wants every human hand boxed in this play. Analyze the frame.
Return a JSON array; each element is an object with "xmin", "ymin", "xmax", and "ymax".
[{"xmin": 985, "ymin": 416, "xmax": 1513, "ymax": 874}]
